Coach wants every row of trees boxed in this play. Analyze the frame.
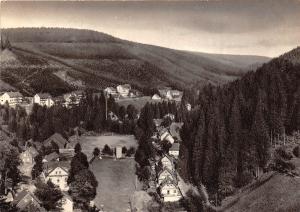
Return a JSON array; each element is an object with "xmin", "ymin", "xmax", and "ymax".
[
  {"xmin": 0, "ymin": 90, "xmax": 141, "ymax": 145},
  {"xmin": 179, "ymin": 56, "xmax": 300, "ymax": 204}
]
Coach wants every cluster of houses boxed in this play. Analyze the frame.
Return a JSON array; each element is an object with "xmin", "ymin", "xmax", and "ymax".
[
  {"xmin": 146, "ymin": 114, "xmax": 183, "ymax": 203},
  {"xmin": 104, "ymin": 84, "xmax": 142, "ymax": 99},
  {"xmin": 5, "ymin": 132, "xmax": 78, "ymax": 212},
  {"xmin": 0, "ymin": 90, "xmax": 84, "ymax": 109},
  {"xmin": 152, "ymin": 87, "xmax": 183, "ymax": 102}
]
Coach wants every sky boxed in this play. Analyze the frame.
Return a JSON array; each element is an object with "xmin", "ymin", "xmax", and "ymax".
[{"xmin": 1, "ymin": 0, "xmax": 300, "ymax": 57}]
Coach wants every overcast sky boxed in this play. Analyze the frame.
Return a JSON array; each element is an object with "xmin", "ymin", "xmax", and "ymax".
[{"xmin": 1, "ymin": 0, "xmax": 300, "ymax": 57}]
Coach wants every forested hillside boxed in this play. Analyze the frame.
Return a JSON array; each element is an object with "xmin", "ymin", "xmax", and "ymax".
[
  {"xmin": 1, "ymin": 28, "xmax": 269, "ymax": 96},
  {"xmin": 179, "ymin": 47, "xmax": 300, "ymax": 203}
]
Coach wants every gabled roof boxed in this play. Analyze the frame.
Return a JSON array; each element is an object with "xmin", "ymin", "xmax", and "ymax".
[
  {"xmin": 43, "ymin": 161, "xmax": 70, "ymax": 176},
  {"xmin": 35, "ymin": 93, "xmax": 52, "ymax": 99},
  {"xmin": 159, "ymin": 175, "xmax": 178, "ymax": 188},
  {"xmin": 4, "ymin": 92, "xmax": 23, "ymax": 98},
  {"xmin": 169, "ymin": 143, "xmax": 180, "ymax": 151},
  {"xmin": 158, "ymin": 128, "xmax": 171, "ymax": 138},
  {"xmin": 105, "ymin": 87, "xmax": 117, "ymax": 91},
  {"xmin": 44, "ymin": 133, "xmax": 68, "ymax": 149},
  {"xmin": 158, "ymin": 167, "xmax": 177, "ymax": 180},
  {"xmin": 12, "ymin": 190, "xmax": 41, "ymax": 206},
  {"xmin": 152, "ymin": 94, "xmax": 161, "ymax": 99},
  {"xmin": 44, "ymin": 152, "xmax": 59, "ymax": 162},
  {"xmin": 24, "ymin": 146, "xmax": 39, "ymax": 157},
  {"xmin": 161, "ymin": 154, "xmax": 174, "ymax": 164},
  {"xmin": 118, "ymin": 84, "xmax": 131, "ymax": 89}
]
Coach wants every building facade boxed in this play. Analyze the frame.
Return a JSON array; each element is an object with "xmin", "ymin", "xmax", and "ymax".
[
  {"xmin": 34, "ymin": 93, "xmax": 54, "ymax": 107},
  {"xmin": 0, "ymin": 92, "xmax": 23, "ymax": 106}
]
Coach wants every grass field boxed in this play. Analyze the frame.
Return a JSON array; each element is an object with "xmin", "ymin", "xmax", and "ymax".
[
  {"xmin": 90, "ymin": 158, "xmax": 137, "ymax": 212},
  {"xmin": 79, "ymin": 135, "xmax": 139, "ymax": 211},
  {"xmin": 116, "ymin": 96, "xmax": 163, "ymax": 111}
]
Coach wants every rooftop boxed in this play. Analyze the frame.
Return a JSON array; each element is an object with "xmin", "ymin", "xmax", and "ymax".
[
  {"xmin": 3, "ymin": 91, "xmax": 23, "ymax": 98},
  {"xmin": 35, "ymin": 93, "xmax": 52, "ymax": 99}
]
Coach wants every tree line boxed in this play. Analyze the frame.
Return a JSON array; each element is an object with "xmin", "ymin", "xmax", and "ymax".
[
  {"xmin": 178, "ymin": 55, "xmax": 300, "ymax": 205},
  {"xmin": 0, "ymin": 90, "xmax": 141, "ymax": 145}
]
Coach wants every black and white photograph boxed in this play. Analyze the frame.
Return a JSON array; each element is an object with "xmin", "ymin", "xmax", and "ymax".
[{"xmin": 0, "ymin": 0, "xmax": 299, "ymax": 211}]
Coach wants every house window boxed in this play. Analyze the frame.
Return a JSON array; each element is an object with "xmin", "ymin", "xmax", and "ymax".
[
  {"xmin": 173, "ymin": 190, "xmax": 176, "ymax": 194},
  {"xmin": 57, "ymin": 179, "xmax": 60, "ymax": 183},
  {"xmin": 167, "ymin": 190, "xmax": 170, "ymax": 195}
]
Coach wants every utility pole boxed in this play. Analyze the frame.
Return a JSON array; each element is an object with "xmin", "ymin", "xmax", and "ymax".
[{"xmin": 105, "ymin": 94, "xmax": 108, "ymax": 120}]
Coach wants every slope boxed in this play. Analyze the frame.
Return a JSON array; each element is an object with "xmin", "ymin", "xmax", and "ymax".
[{"xmin": 1, "ymin": 28, "xmax": 270, "ymax": 95}]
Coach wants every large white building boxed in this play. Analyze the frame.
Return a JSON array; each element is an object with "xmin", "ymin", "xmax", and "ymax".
[
  {"xmin": 117, "ymin": 84, "xmax": 131, "ymax": 97},
  {"xmin": 63, "ymin": 90, "xmax": 84, "ymax": 107},
  {"xmin": 0, "ymin": 92, "xmax": 23, "ymax": 106},
  {"xmin": 42, "ymin": 162, "xmax": 70, "ymax": 191},
  {"xmin": 33, "ymin": 93, "xmax": 54, "ymax": 107},
  {"xmin": 159, "ymin": 177, "xmax": 182, "ymax": 202}
]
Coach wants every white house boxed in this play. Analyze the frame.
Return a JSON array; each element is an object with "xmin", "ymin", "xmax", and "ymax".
[
  {"xmin": 169, "ymin": 143, "xmax": 180, "ymax": 159},
  {"xmin": 152, "ymin": 94, "xmax": 162, "ymax": 100},
  {"xmin": 33, "ymin": 93, "xmax": 54, "ymax": 107},
  {"xmin": 104, "ymin": 87, "xmax": 117, "ymax": 96},
  {"xmin": 186, "ymin": 103, "xmax": 192, "ymax": 111},
  {"xmin": 159, "ymin": 177, "xmax": 182, "ymax": 202},
  {"xmin": 157, "ymin": 167, "xmax": 177, "ymax": 185},
  {"xmin": 117, "ymin": 84, "xmax": 131, "ymax": 97},
  {"xmin": 63, "ymin": 90, "xmax": 84, "ymax": 107},
  {"xmin": 160, "ymin": 155, "xmax": 174, "ymax": 171},
  {"xmin": 61, "ymin": 192, "xmax": 74, "ymax": 212},
  {"xmin": 20, "ymin": 146, "xmax": 39, "ymax": 164},
  {"xmin": 158, "ymin": 128, "xmax": 175, "ymax": 144},
  {"xmin": 42, "ymin": 162, "xmax": 70, "ymax": 191},
  {"xmin": 0, "ymin": 92, "xmax": 23, "ymax": 106}
]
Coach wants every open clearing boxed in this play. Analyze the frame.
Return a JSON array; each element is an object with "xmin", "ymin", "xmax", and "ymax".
[
  {"xmin": 79, "ymin": 134, "xmax": 138, "ymax": 158},
  {"xmin": 116, "ymin": 96, "xmax": 163, "ymax": 111},
  {"xmin": 90, "ymin": 158, "xmax": 137, "ymax": 212},
  {"xmin": 79, "ymin": 135, "xmax": 139, "ymax": 211}
]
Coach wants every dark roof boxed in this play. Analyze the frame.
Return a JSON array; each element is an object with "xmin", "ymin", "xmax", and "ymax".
[
  {"xmin": 36, "ymin": 93, "xmax": 52, "ymax": 99},
  {"xmin": 12, "ymin": 190, "xmax": 29, "ymax": 204},
  {"xmin": 43, "ymin": 161, "xmax": 70, "ymax": 176},
  {"xmin": 44, "ymin": 152, "xmax": 59, "ymax": 162},
  {"xmin": 159, "ymin": 175, "xmax": 178, "ymax": 188},
  {"xmin": 158, "ymin": 167, "xmax": 177, "ymax": 181},
  {"xmin": 169, "ymin": 143, "xmax": 180, "ymax": 151},
  {"xmin": 118, "ymin": 84, "xmax": 131, "ymax": 89},
  {"xmin": 44, "ymin": 133, "xmax": 68, "ymax": 149},
  {"xmin": 12, "ymin": 190, "xmax": 43, "ymax": 210},
  {"xmin": 5, "ymin": 92, "xmax": 23, "ymax": 98}
]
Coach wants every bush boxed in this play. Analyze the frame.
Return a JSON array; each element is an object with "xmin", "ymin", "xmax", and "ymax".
[
  {"xmin": 293, "ymin": 146, "xmax": 300, "ymax": 158},
  {"xmin": 102, "ymin": 144, "xmax": 113, "ymax": 156},
  {"xmin": 126, "ymin": 147, "xmax": 135, "ymax": 157},
  {"xmin": 275, "ymin": 147, "xmax": 293, "ymax": 160}
]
